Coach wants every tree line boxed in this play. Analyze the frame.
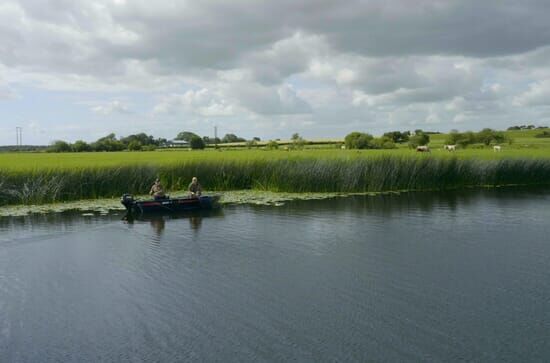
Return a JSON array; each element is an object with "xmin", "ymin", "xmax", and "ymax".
[
  {"xmin": 47, "ymin": 131, "xmax": 261, "ymax": 152},
  {"xmin": 344, "ymin": 130, "xmax": 430, "ymax": 149},
  {"xmin": 48, "ymin": 133, "xmax": 167, "ymax": 153},
  {"xmin": 344, "ymin": 127, "xmax": 520, "ymax": 150},
  {"xmin": 173, "ymin": 131, "xmax": 261, "ymax": 150}
]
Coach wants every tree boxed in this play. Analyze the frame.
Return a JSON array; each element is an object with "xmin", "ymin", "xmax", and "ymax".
[
  {"xmin": 383, "ymin": 131, "xmax": 410, "ymax": 143},
  {"xmin": 345, "ymin": 132, "xmax": 374, "ymax": 149},
  {"xmin": 477, "ymin": 128, "xmax": 505, "ymax": 146},
  {"xmin": 91, "ymin": 133, "xmax": 126, "ymax": 151},
  {"xmin": 446, "ymin": 129, "xmax": 509, "ymax": 148},
  {"xmin": 121, "ymin": 133, "xmax": 158, "ymax": 147},
  {"xmin": 49, "ymin": 140, "xmax": 72, "ymax": 153},
  {"xmin": 222, "ymin": 133, "xmax": 245, "ymax": 143},
  {"xmin": 72, "ymin": 140, "xmax": 91, "ymax": 152},
  {"xmin": 253, "ymin": 137, "xmax": 261, "ymax": 142},
  {"xmin": 175, "ymin": 131, "xmax": 200, "ymax": 142},
  {"xmin": 290, "ymin": 133, "xmax": 306, "ymax": 149},
  {"xmin": 128, "ymin": 140, "xmax": 143, "ymax": 151},
  {"xmin": 189, "ymin": 135, "xmax": 206, "ymax": 149},
  {"xmin": 409, "ymin": 132, "xmax": 430, "ymax": 148}
]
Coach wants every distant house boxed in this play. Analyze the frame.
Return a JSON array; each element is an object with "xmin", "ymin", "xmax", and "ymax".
[{"xmin": 162, "ymin": 140, "xmax": 190, "ymax": 148}]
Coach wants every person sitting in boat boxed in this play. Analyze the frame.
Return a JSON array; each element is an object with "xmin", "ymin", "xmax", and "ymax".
[
  {"xmin": 149, "ymin": 178, "xmax": 166, "ymax": 200},
  {"xmin": 188, "ymin": 177, "xmax": 202, "ymax": 197}
]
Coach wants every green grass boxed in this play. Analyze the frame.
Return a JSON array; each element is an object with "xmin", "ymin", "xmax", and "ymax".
[
  {"xmin": 2, "ymin": 146, "xmax": 550, "ymax": 172},
  {"xmin": 1, "ymin": 129, "xmax": 549, "ymax": 206}
]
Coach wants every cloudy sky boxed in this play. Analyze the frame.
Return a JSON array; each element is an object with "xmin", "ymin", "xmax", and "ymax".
[{"xmin": 1, "ymin": 0, "xmax": 550, "ymax": 145}]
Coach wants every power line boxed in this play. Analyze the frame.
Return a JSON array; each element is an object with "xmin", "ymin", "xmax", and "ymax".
[{"xmin": 16, "ymin": 127, "xmax": 22, "ymax": 146}]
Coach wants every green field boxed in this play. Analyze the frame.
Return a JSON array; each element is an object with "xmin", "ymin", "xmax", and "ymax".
[
  {"xmin": 0, "ymin": 129, "xmax": 549, "ymax": 206},
  {"xmin": 2, "ymin": 144, "xmax": 550, "ymax": 172}
]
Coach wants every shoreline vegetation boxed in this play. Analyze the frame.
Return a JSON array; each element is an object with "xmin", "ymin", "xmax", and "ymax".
[
  {"xmin": 1, "ymin": 154, "xmax": 550, "ymax": 207},
  {"xmin": 0, "ymin": 190, "xmax": 371, "ymax": 217}
]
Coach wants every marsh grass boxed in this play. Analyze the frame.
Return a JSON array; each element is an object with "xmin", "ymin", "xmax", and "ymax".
[{"xmin": 1, "ymin": 155, "xmax": 550, "ymax": 206}]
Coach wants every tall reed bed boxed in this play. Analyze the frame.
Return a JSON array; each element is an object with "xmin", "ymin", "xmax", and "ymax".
[{"xmin": 1, "ymin": 156, "xmax": 550, "ymax": 205}]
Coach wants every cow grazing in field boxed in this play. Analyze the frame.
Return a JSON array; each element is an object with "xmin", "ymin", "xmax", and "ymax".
[
  {"xmin": 444, "ymin": 145, "xmax": 456, "ymax": 152},
  {"xmin": 416, "ymin": 146, "xmax": 430, "ymax": 152},
  {"xmin": 493, "ymin": 145, "xmax": 502, "ymax": 152}
]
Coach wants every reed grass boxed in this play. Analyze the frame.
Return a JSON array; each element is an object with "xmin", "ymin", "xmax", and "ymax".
[{"xmin": 1, "ymin": 155, "xmax": 550, "ymax": 206}]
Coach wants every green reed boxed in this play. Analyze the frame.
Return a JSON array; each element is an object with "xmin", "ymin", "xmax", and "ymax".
[{"xmin": 1, "ymin": 155, "xmax": 550, "ymax": 206}]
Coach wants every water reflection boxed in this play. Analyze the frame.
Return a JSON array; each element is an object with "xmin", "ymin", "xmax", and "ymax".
[
  {"xmin": 263, "ymin": 186, "xmax": 550, "ymax": 217},
  {"xmin": 149, "ymin": 217, "xmax": 166, "ymax": 237},
  {"xmin": 122, "ymin": 209, "xmax": 223, "ymax": 239}
]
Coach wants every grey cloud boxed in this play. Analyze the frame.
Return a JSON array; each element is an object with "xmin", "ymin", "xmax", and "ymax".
[
  {"xmin": 5, "ymin": 0, "xmax": 550, "ymax": 78},
  {"xmin": 514, "ymin": 80, "xmax": 550, "ymax": 106},
  {"xmin": 2, "ymin": 0, "xmax": 550, "ymax": 141},
  {"xmin": 228, "ymin": 83, "xmax": 312, "ymax": 115}
]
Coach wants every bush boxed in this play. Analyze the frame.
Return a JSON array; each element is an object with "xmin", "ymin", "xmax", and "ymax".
[
  {"xmin": 535, "ymin": 131, "xmax": 550, "ymax": 138},
  {"xmin": 189, "ymin": 136, "xmax": 206, "ymax": 149},
  {"xmin": 371, "ymin": 137, "xmax": 396, "ymax": 149},
  {"xmin": 142, "ymin": 145, "xmax": 157, "ymax": 151},
  {"xmin": 266, "ymin": 140, "xmax": 279, "ymax": 150},
  {"xmin": 290, "ymin": 133, "xmax": 306, "ymax": 149}
]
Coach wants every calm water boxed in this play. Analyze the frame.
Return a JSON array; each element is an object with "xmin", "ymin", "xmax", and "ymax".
[{"xmin": 1, "ymin": 189, "xmax": 550, "ymax": 362}]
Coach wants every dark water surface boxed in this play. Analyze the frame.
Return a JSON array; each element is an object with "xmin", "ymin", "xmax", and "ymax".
[{"xmin": 1, "ymin": 189, "xmax": 550, "ymax": 362}]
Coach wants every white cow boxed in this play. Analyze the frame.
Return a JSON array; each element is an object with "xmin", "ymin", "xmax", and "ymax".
[
  {"xmin": 416, "ymin": 145, "xmax": 430, "ymax": 152},
  {"xmin": 493, "ymin": 145, "xmax": 502, "ymax": 152},
  {"xmin": 444, "ymin": 145, "xmax": 456, "ymax": 152}
]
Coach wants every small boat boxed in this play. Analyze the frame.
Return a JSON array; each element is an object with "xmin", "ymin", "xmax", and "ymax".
[{"xmin": 121, "ymin": 194, "xmax": 220, "ymax": 215}]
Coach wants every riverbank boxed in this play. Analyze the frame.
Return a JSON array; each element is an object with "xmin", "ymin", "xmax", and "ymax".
[
  {"xmin": 2, "ymin": 155, "xmax": 550, "ymax": 206},
  {"xmin": 0, "ymin": 190, "xmax": 381, "ymax": 217}
]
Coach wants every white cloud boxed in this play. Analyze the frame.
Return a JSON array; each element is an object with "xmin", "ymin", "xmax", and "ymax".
[
  {"xmin": 153, "ymin": 89, "xmax": 237, "ymax": 117},
  {"xmin": 513, "ymin": 80, "xmax": 550, "ymax": 107},
  {"xmin": 91, "ymin": 100, "xmax": 131, "ymax": 115}
]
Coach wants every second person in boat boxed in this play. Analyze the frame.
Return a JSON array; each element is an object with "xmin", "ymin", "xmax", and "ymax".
[{"xmin": 150, "ymin": 178, "xmax": 166, "ymax": 200}]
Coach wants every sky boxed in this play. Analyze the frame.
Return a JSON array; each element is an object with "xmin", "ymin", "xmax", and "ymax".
[{"xmin": 1, "ymin": 0, "xmax": 550, "ymax": 145}]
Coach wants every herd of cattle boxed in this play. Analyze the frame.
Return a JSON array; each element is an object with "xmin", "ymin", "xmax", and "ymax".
[{"xmin": 416, "ymin": 145, "xmax": 502, "ymax": 152}]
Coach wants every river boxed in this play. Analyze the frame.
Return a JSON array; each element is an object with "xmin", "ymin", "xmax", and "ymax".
[{"xmin": 1, "ymin": 188, "xmax": 549, "ymax": 362}]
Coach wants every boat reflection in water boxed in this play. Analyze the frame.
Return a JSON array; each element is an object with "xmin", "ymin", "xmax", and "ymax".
[{"xmin": 123, "ymin": 209, "xmax": 223, "ymax": 238}]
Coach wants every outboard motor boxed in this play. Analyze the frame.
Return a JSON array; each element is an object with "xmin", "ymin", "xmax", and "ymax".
[{"xmin": 121, "ymin": 194, "xmax": 134, "ymax": 210}]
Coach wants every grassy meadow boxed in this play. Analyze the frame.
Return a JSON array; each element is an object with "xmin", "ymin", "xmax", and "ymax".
[{"xmin": 1, "ymin": 129, "xmax": 549, "ymax": 206}]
